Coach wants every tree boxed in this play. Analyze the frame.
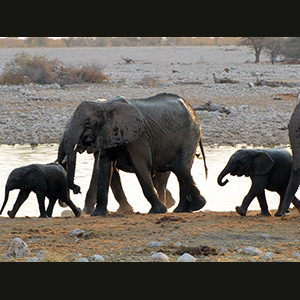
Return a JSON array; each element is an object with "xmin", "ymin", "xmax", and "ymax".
[
  {"xmin": 281, "ymin": 37, "xmax": 300, "ymax": 62},
  {"xmin": 265, "ymin": 37, "xmax": 284, "ymax": 64},
  {"xmin": 240, "ymin": 37, "xmax": 268, "ymax": 63}
]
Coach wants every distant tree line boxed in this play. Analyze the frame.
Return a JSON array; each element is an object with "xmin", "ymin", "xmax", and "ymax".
[
  {"xmin": 240, "ymin": 37, "xmax": 300, "ymax": 64},
  {"xmin": 2, "ymin": 37, "xmax": 300, "ymax": 64},
  {"xmin": 0, "ymin": 37, "xmax": 239, "ymax": 48}
]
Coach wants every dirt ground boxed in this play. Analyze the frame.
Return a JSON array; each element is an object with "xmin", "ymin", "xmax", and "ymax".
[{"xmin": 1, "ymin": 208, "xmax": 300, "ymax": 262}]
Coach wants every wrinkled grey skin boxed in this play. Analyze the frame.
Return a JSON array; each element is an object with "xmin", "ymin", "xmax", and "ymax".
[
  {"xmin": 218, "ymin": 148, "xmax": 300, "ymax": 216},
  {"xmin": 61, "ymin": 93, "xmax": 207, "ymax": 216},
  {"xmin": 58, "ymin": 137, "xmax": 176, "ymax": 213},
  {"xmin": 280, "ymin": 93, "xmax": 300, "ymax": 216},
  {"xmin": 0, "ymin": 163, "xmax": 81, "ymax": 218}
]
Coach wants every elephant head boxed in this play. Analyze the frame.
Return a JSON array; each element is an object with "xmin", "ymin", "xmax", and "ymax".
[
  {"xmin": 63, "ymin": 96, "xmax": 145, "ymax": 192},
  {"xmin": 217, "ymin": 149, "xmax": 275, "ymax": 186}
]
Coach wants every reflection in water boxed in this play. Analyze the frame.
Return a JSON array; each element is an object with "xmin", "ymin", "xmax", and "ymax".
[{"xmin": 0, "ymin": 144, "xmax": 293, "ymax": 217}]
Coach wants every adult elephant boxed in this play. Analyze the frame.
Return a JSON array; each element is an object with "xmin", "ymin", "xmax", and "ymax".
[
  {"xmin": 279, "ymin": 92, "xmax": 300, "ymax": 216},
  {"xmin": 61, "ymin": 93, "xmax": 207, "ymax": 216},
  {"xmin": 58, "ymin": 138, "xmax": 176, "ymax": 214}
]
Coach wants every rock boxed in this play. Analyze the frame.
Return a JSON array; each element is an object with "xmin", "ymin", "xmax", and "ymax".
[
  {"xmin": 149, "ymin": 252, "xmax": 171, "ymax": 262},
  {"xmin": 220, "ymin": 247, "xmax": 228, "ymax": 253},
  {"xmin": 37, "ymin": 250, "xmax": 47, "ymax": 261},
  {"xmin": 77, "ymin": 257, "xmax": 89, "ymax": 262},
  {"xmin": 27, "ymin": 257, "xmax": 38, "ymax": 262},
  {"xmin": 260, "ymin": 233, "xmax": 270, "ymax": 240},
  {"xmin": 7, "ymin": 237, "xmax": 30, "ymax": 258},
  {"xmin": 148, "ymin": 241, "xmax": 164, "ymax": 248},
  {"xmin": 260, "ymin": 251, "xmax": 275, "ymax": 261},
  {"xmin": 241, "ymin": 246, "xmax": 263, "ymax": 256},
  {"xmin": 70, "ymin": 228, "xmax": 86, "ymax": 237},
  {"xmin": 177, "ymin": 253, "xmax": 196, "ymax": 262},
  {"xmin": 90, "ymin": 254, "xmax": 105, "ymax": 262}
]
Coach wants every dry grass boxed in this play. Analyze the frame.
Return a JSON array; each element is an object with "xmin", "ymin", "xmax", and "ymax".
[{"xmin": 0, "ymin": 52, "xmax": 108, "ymax": 86}]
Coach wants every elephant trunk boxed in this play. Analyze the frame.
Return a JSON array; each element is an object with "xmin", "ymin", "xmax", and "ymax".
[
  {"xmin": 281, "ymin": 167, "xmax": 300, "ymax": 214},
  {"xmin": 217, "ymin": 165, "xmax": 230, "ymax": 186},
  {"xmin": 66, "ymin": 150, "xmax": 77, "ymax": 192},
  {"xmin": 0, "ymin": 186, "xmax": 10, "ymax": 215}
]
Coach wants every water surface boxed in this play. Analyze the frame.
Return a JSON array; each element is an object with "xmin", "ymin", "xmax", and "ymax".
[{"xmin": 0, "ymin": 144, "xmax": 292, "ymax": 217}]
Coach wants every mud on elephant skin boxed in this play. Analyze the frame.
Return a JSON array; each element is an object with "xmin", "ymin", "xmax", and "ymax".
[
  {"xmin": 0, "ymin": 163, "xmax": 81, "ymax": 218},
  {"xmin": 217, "ymin": 148, "xmax": 300, "ymax": 216},
  {"xmin": 61, "ymin": 93, "xmax": 207, "ymax": 216}
]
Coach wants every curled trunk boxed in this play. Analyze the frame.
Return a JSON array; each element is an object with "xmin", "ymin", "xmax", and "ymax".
[{"xmin": 217, "ymin": 165, "xmax": 230, "ymax": 186}]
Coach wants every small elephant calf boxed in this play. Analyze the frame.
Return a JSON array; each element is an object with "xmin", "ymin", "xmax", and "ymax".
[
  {"xmin": 0, "ymin": 163, "xmax": 81, "ymax": 218},
  {"xmin": 217, "ymin": 148, "xmax": 300, "ymax": 216}
]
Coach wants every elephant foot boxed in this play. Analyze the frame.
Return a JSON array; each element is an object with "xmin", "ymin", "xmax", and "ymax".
[
  {"xmin": 148, "ymin": 202, "xmax": 167, "ymax": 214},
  {"xmin": 190, "ymin": 195, "xmax": 206, "ymax": 211},
  {"xmin": 166, "ymin": 193, "xmax": 176, "ymax": 209},
  {"xmin": 275, "ymin": 209, "xmax": 290, "ymax": 217},
  {"xmin": 39, "ymin": 214, "xmax": 48, "ymax": 218},
  {"xmin": 117, "ymin": 203, "xmax": 134, "ymax": 213},
  {"xmin": 91, "ymin": 207, "xmax": 110, "ymax": 216},
  {"xmin": 259, "ymin": 210, "xmax": 271, "ymax": 217},
  {"xmin": 83, "ymin": 205, "xmax": 95, "ymax": 215},
  {"xmin": 7, "ymin": 211, "xmax": 15, "ymax": 218},
  {"xmin": 73, "ymin": 207, "xmax": 81, "ymax": 217},
  {"xmin": 173, "ymin": 202, "xmax": 191, "ymax": 213},
  {"xmin": 235, "ymin": 206, "xmax": 247, "ymax": 216}
]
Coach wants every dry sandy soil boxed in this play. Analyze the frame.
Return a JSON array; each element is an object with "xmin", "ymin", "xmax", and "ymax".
[{"xmin": 1, "ymin": 208, "xmax": 300, "ymax": 262}]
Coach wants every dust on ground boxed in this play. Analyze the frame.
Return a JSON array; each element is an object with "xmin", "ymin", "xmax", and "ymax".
[{"xmin": 1, "ymin": 209, "xmax": 300, "ymax": 262}]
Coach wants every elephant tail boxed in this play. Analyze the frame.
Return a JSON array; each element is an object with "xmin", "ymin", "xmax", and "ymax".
[
  {"xmin": 0, "ymin": 186, "xmax": 10, "ymax": 215},
  {"xmin": 196, "ymin": 140, "xmax": 208, "ymax": 179}
]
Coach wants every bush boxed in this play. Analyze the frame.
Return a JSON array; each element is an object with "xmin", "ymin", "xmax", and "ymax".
[{"xmin": 0, "ymin": 52, "xmax": 108, "ymax": 85}]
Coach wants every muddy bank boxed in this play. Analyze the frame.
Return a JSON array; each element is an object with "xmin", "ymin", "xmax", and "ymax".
[{"xmin": 0, "ymin": 46, "xmax": 300, "ymax": 146}]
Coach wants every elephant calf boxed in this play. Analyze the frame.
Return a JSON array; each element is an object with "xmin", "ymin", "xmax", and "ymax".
[
  {"xmin": 0, "ymin": 163, "xmax": 81, "ymax": 218},
  {"xmin": 217, "ymin": 148, "xmax": 300, "ymax": 216}
]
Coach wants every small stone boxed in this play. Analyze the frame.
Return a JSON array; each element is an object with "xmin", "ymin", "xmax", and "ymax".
[
  {"xmin": 241, "ymin": 246, "xmax": 263, "ymax": 256},
  {"xmin": 70, "ymin": 228, "xmax": 86, "ymax": 237},
  {"xmin": 27, "ymin": 257, "xmax": 38, "ymax": 262},
  {"xmin": 260, "ymin": 251, "xmax": 275, "ymax": 261},
  {"xmin": 7, "ymin": 237, "xmax": 30, "ymax": 258},
  {"xmin": 37, "ymin": 250, "xmax": 47, "ymax": 261},
  {"xmin": 77, "ymin": 257, "xmax": 89, "ymax": 262},
  {"xmin": 148, "ymin": 241, "xmax": 163, "ymax": 247},
  {"xmin": 90, "ymin": 254, "xmax": 105, "ymax": 262},
  {"xmin": 260, "ymin": 233, "xmax": 270, "ymax": 240},
  {"xmin": 220, "ymin": 247, "xmax": 228, "ymax": 253},
  {"xmin": 149, "ymin": 252, "xmax": 171, "ymax": 262},
  {"xmin": 177, "ymin": 253, "xmax": 196, "ymax": 262}
]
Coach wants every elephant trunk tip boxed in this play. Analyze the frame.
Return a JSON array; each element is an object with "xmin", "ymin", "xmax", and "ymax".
[{"xmin": 218, "ymin": 177, "xmax": 229, "ymax": 187}]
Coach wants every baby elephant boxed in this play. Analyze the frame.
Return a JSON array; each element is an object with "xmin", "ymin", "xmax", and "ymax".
[
  {"xmin": 0, "ymin": 163, "xmax": 81, "ymax": 218},
  {"xmin": 217, "ymin": 148, "xmax": 300, "ymax": 216}
]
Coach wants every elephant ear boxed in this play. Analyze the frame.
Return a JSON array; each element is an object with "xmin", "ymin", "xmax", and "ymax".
[
  {"xmin": 16, "ymin": 165, "xmax": 42, "ymax": 190},
  {"xmin": 247, "ymin": 151, "xmax": 275, "ymax": 177},
  {"xmin": 94, "ymin": 96, "xmax": 146, "ymax": 149}
]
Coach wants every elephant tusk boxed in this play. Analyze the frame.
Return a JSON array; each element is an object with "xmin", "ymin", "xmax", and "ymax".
[
  {"xmin": 73, "ymin": 143, "xmax": 78, "ymax": 151},
  {"xmin": 62, "ymin": 155, "xmax": 68, "ymax": 164}
]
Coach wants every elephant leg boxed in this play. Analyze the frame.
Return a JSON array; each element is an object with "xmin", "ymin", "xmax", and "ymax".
[
  {"xmin": 134, "ymin": 159, "xmax": 167, "ymax": 213},
  {"xmin": 35, "ymin": 192, "xmax": 47, "ymax": 218},
  {"xmin": 292, "ymin": 196, "xmax": 300, "ymax": 214},
  {"xmin": 7, "ymin": 190, "xmax": 31, "ymax": 218},
  {"xmin": 236, "ymin": 176, "xmax": 267, "ymax": 216},
  {"xmin": 59, "ymin": 189, "xmax": 81, "ymax": 217},
  {"xmin": 153, "ymin": 172, "xmax": 175, "ymax": 209},
  {"xmin": 256, "ymin": 190, "xmax": 271, "ymax": 216},
  {"xmin": 46, "ymin": 197, "xmax": 57, "ymax": 217},
  {"xmin": 173, "ymin": 177, "xmax": 192, "ymax": 213},
  {"xmin": 91, "ymin": 153, "xmax": 113, "ymax": 216},
  {"xmin": 173, "ymin": 169, "xmax": 206, "ymax": 212},
  {"xmin": 110, "ymin": 168, "xmax": 133, "ymax": 213},
  {"xmin": 83, "ymin": 152, "xmax": 99, "ymax": 214}
]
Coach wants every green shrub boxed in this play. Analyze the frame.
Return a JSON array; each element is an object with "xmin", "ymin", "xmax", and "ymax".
[{"xmin": 0, "ymin": 52, "xmax": 108, "ymax": 85}]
